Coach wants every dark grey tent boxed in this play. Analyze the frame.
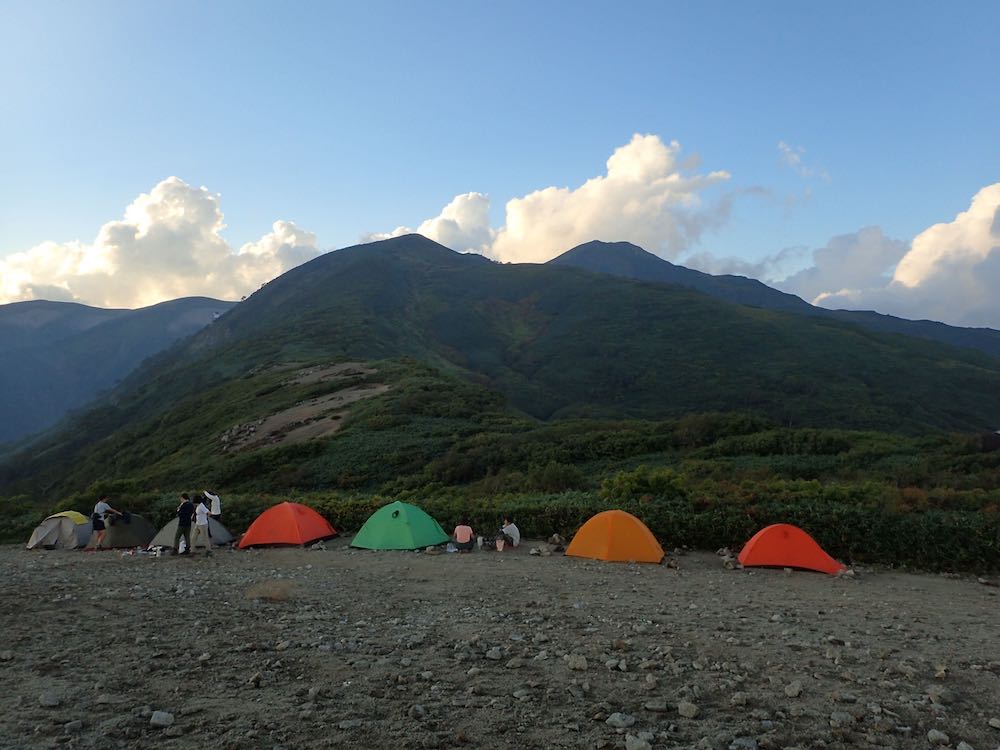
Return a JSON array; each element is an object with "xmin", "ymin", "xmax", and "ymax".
[
  {"xmin": 88, "ymin": 513, "xmax": 157, "ymax": 548},
  {"xmin": 149, "ymin": 517, "xmax": 235, "ymax": 550}
]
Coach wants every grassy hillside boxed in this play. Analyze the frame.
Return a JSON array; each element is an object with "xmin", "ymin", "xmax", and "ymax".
[{"xmin": 72, "ymin": 235, "xmax": 1000, "ymax": 434}]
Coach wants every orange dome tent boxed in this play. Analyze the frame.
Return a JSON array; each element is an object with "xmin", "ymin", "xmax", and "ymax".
[
  {"xmin": 737, "ymin": 523, "xmax": 845, "ymax": 575},
  {"xmin": 565, "ymin": 510, "xmax": 664, "ymax": 564},
  {"xmin": 237, "ymin": 502, "xmax": 338, "ymax": 549}
]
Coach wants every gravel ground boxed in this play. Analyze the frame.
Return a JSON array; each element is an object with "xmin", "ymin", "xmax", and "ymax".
[{"xmin": 1, "ymin": 540, "xmax": 999, "ymax": 750}]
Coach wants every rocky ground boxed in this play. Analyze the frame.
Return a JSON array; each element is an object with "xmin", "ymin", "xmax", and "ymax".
[{"xmin": 2, "ymin": 541, "xmax": 999, "ymax": 750}]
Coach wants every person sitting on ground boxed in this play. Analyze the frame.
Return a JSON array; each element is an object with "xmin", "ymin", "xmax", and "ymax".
[
  {"xmin": 173, "ymin": 493, "xmax": 195, "ymax": 555},
  {"xmin": 452, "ymin": 518, "xmax": 475, "ymax": 553},
  {"xmin": 91, "ymin": 496, "xmax": 122, "ymax": 550},
  {"xmin": 190, "ymin": 495, "xmax": 213, "ymax": 555},
  {"xmin": 500, "ymin": 516, "xmax": 520, "ymax": 549}
]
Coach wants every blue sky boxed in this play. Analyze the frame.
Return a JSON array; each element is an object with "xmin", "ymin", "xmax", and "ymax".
[{"xmin": 1, "ymin": 1, "xmax": 999, "ymax": 324}]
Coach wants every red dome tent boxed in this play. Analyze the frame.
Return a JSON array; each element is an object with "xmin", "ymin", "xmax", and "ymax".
[
  {"xmin": 238, "ymin": 502, "xmax": 338, "ymax": 549},
  {"xmin": 738, "ymin": 523, "xmax": 846, "ymax": 575}
]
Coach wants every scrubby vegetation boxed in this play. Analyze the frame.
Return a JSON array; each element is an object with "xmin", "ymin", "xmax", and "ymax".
[{"xmin": 3, "ymin": 360, "xmax": 999, "ymax": 570}]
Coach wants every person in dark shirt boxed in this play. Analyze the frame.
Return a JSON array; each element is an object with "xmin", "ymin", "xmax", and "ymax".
[{"xmin": 173, "ymin": 493, "xmax": 195, "ymax": 555}]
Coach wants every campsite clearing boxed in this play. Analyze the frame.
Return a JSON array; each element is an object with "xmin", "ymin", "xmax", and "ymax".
[{"xmin": 2, "ymin": 542, "xmax": 998, "ymax": 749}]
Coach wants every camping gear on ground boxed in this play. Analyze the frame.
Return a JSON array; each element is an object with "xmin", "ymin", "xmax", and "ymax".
[
  {"xmin": 87, "ymin": 513, "xmax": 157, "ymax": 549},
  {"xmin": 26, "ymin": 511, "xmax": 93, "ymax": 549},
  {"xmin": 149, "ymin": 517, "xmax": 235, "ymax": 550},
  {"xmin": 737, "ymin": 523, "xmax": 846, "ymax": 575},
  {"xmin": 565, "ymin": 509, "xmax": 665, "ymax": 564},
  {"xmin": 237, "ymin": 502, "xmax": 338, "ymax": 549},
  {"xmin": 350, "ymin": 501, "xmax": 449, "ymax": 550}
]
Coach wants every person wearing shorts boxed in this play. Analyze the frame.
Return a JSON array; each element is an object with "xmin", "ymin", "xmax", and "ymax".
[
  {"xmin": 91, "ymin": 496, "xmax": 121, "ymax": 550},
  {"xmin": 452, "ymin": 519, "xmax": 475, "ymax": 553}
]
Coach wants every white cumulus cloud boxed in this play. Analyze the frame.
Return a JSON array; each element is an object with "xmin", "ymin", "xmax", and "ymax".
[
  {"xmin": 787, "ymin": 184, "xmax": 1000, "ymax": 328},
  {"xmin": 367, "ymin": 134, "xmax": 731, "ymax": 263},
  {"xmin": 364, "ymin": 192, "xmax": 494, "ymax": 254},
  {"xmin": 0, "ymin": 177, "xmax": 323, "ymax": 308}
]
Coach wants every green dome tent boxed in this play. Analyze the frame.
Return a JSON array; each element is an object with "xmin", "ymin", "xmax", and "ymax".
[{"xmin": 350, "ymin": 501, "xmax": 449, "ymax": 550}]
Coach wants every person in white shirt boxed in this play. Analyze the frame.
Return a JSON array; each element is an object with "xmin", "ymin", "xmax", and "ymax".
[
  {"xmin": 190, "ymin": 495, "xmax": 213, "ymax": 554},
  {"xmin": 500, "ymin": 517, "xmax": 520, "ymax": 548},
  {"xmin": 204, "ymin": 490, "xmax": 222, "ymax": 519},
  {"xmin": 91, "ymin": 496, "xmax": 122, "ymax": 550}
]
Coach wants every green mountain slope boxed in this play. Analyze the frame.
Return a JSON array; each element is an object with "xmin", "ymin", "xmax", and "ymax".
[
  {"xmin": 550, "ymin": 240, "xmax": 1000, "ymax": 357},
  {"xmin": 4, "ymin": 234, "xmax": 1000, "ymax": 499},
  {"xmin": 0, "ymin": 297, "xmax": 235, "ymax": 444}
]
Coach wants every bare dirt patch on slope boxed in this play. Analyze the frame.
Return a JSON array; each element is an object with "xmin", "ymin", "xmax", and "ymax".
[{"xmin": 220, "ymin": 363, "xmax": 389, "ymax": 452}]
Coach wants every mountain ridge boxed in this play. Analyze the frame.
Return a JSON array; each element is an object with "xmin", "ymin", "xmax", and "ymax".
[{"xmin": 549, "ymin": 240, "xmax": 1000, "ymax": 357}]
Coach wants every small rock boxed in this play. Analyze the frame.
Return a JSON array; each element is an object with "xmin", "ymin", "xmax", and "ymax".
[
  {"xmin": 338, "ymin": 719, "xmax": 363, "ymax": 730},
  {"xmin": 829, "ymin": 711, "xmax": 854, "ymax": 728},
  {"xmin": 784, "ymin": 680, "xmax": 803, "ymax": 698},
  {"xmin": 150, "ymin": 711, "xmax": 174, "ymax": 728},
  {"xmin": 956, "ymin": 742, "xmax": 974, "ymax": 750},
  {"xmin": 409, "ymin": 705, "xmax": 426, "ymax": 720},
  {"xmin": 275, "ymin": 640, "xmax": 290, "ymax": 651},
  {"xmin": 63, "ymin": 720, "xmax": 83, "ymax": 733},
  {"xmin": 566, "ymin": 654, "xmax": 588, "ymax": 671},
  {"xmin": 729, "ymin": 739, "xmax": 759, "ymax": 750},
  {"xmin": 644, "ymin": 699, "xmax": 668, "ymax": 713},
  {"xmin": 625, "ymin": 735, "xmax": 652, "ymax": 750},
  {"xmin": 529, "ymin": 547, "xmax": 541, "ymax": 556},
  {"xmin": 0, "ymin": 651, "xmax": 12, "ymax": 661},
  {"xmin": 485, "ymin": 647, "xmax": 503, "ymax": 661},
  {"xmin": 248, "ymin": 671, "xmax": 262, "ymax": 687},
  {"xmin": 606, "ymin": 712, "xmax": 636, "ymax": 728},
  {"xmin": 39, "ymin": 692, "xmax": 61, "ymax": 707},
  {"xmin": 990, "ymin": 717, "xmax": 1000, "ymax": 729},
  {"xmin": 730, "ymin": 692, "xmax": 748, "ymax": 707},
  {"xmin": 678, "ymin": 700, "xmax": 700, "ymax": 719},
  {"xmin": 197, "ymin": 652, "xmax": 210, "ymax": 663},
  {"xmin": 926, "ymin": 729, "xmax": 949, "ymax": 745},
  {"xmin": 505, "ymin": 658, "xmax": 523, "ymax": 669}
]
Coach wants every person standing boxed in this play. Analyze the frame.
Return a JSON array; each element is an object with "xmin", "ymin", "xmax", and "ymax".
[
  {"xmin": 204, "ymin": 490, "xmax": 222, "ymax": 519},
  {"xmin": 91, "ymin": 496, "xmax": 122, "ymax": 550},
  {"xmin": 173, "ymin": 494, "xmax": 195, "ymax": 555},
  {"xmin": 190, "ymin": 495, "xmax": 213, "ymax": 555}
]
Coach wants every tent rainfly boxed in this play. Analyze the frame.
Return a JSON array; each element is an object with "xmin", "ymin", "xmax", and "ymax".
[
  {"xmin": 87, "ymin": 513, "xmax": 157, "ymax": 549},
  {"xmin": 350, "ymin": 501, "xmax": 449, "ymax": 550},
  {"xmin": 149, "ymin": 517, "xmax": 236, "ymax": 550},
  {"xmin": 737, "ymin": 523, "xmax": 846, "ymax": 575},
  {"xmin": 27, "ymin": 511, "xmax": 93, "ymax": 550},
  {"xmin": 565, "ymin": 509, "xmax": 665, "ymax": 564},
  {"xmin": 237, "ymin": 502, "xmax": 338, "ymax": 548}
]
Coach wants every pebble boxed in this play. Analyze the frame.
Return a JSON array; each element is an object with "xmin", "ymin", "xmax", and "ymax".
[
  {"xmin": 63, "ymin": 719, "xmax": 83, "ymax": 733},
  {"xmin": 829, "ymin": 711, "xmax": 854, "ymax": 727},
  {"xmin": 678, "ymin": 701, "xmax": 700, "ymax": 718},
  {"xmin": 485, "ymin": 647, "xmax": 503, "ymax": 661},
  {"xmin": 625, "ymin": 735, "xmax": 652, "ymax": 750},
  {"xmin": 39, "ymin": 692, "xmax": 61, "ymax": 708},
  {"xmin": 926, "ymin": 729, "xmax": 949, "ymax": 745},
  {"xmin": 729, "ymin": 739, "xmax": 758, "ymax": 750},
  {"xmin": 990, "ymin": 717, "xmax": 1000, "ymax": 729},
  {"xmin": 505, "ymin": 657, "xmax": 523, "ymax": 669},
  {"xmin": 150, "ymin": 711, "xmax": 175, "ymax": 728},
  {"xmin": 338, "ymin": 719, "xmax": 363, "ymax": 729},
  {"xmin": 0, "ymin": 651, "xmax": 12, "ymax": 661},
  {"xmin": 956, "ymin": 742, "xmax": 974, "ymax": 750},
  {"xmin": 606, "ymin": 712, "xmax": 636, "ymax": 729},
  {"xmin": 730, "ymin": 692, "xmax": 748, "ymax": 707},
  {"xmin": 644, "ymin": 699, "xmax": 668, "ymax": 713},
  {"xmin": 409, "ymin": 705, "xmax": 426, "ymax": 719},
  {"xmin": 565, "ymin": 654, "xmax": 588, "ymax": 671},
  {"xmin": 784, "ymin": 680, "xmax": 802, "ymax": 698}
]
